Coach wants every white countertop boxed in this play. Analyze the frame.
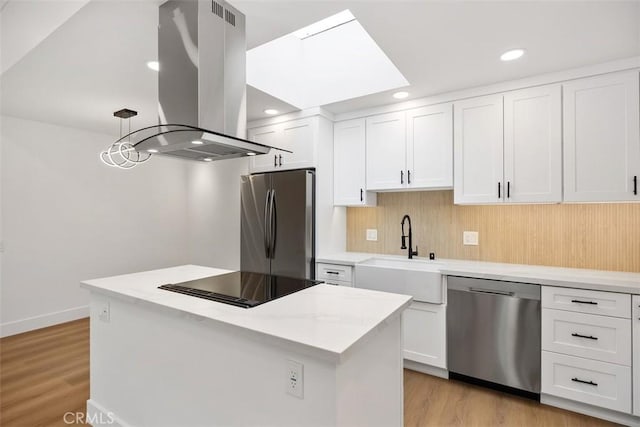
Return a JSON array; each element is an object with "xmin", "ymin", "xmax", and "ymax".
[
  {"xmin": 319, "ymin": 253, "xmax": 640, "ymax": 294},
  {"xmin": 81, "ymin": 265, "xmax": 412, "ymax": 362}
]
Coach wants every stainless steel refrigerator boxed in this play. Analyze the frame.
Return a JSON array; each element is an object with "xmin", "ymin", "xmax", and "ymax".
[{"xmin": 241, "ymin": 169, "xmax": 315, "ymax": 280}]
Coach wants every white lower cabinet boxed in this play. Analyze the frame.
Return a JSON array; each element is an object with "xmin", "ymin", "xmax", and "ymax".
[
  {"xmin": 542, "ymin": 308, "xmax": 631, "ymax": 365},
  {"xmin": 542, "ymin": 351, "xmax": 631, "ymax": 413},
  {"xmin": 402, "ymin": 302, "xmax": 446, "ymax": 369},
  {"xmin": 316, "ymin": 263, "xmax": 354, "ymax": 287},
  {"xmin": 633, "ymin": 295, "xmax": 640, "ymax": 416},
  {"xmin": 541, "ymin": 286, "xmax": 633, "ymax": 417}
]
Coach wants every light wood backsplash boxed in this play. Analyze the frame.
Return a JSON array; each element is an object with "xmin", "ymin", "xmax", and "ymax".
[{"xmin": 347, "ymin": 191, "xmax": 640, "ymax": 272}]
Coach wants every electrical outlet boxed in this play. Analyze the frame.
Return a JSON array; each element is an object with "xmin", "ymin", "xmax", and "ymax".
[
  {"xmin": 463, "ymin": 231, "xmax": 479, "ymax": 246},
  {"xmin": 99, "ymin": 301, "xmax": 110, "ymax": 323},
  {"xmin": 286, "ymin": 359, "xmax": 304, "ymax": 398},
  {"xmin": 366, "ymin": 229, "xmax": 378, "ymax": 241}
]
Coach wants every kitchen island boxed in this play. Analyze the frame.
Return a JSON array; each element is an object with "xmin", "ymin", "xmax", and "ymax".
[{"xmin": 81, "ymin": 265, "xmax": 412, "ymax": 427}]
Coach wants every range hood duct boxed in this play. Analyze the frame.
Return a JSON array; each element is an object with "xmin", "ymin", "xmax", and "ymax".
[{"xmin": 126, "ymin": 0, "xmax": 284, "ymax": 162}]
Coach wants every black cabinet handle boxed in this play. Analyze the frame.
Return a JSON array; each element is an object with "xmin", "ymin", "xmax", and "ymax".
[
  {"xmin": 360, "ymin": 188, "xmax": 363, "ymax": 202},
  {"xmin": 408, "ymin": 170, "xmax": 411, "ymax": 184},
  {"xmin": 507, "ymin": 181, "xmax": 511, "ymax": 198},
  {"xmin": 571, "ymin": 378, "xmax": 597, "ymax": 387},
  {"xmin": 274, "ymin": 155, "xmax": 277, "ymax": 167},
  {"xmin": 278, "ymin": 154, "xmax": 282, "ymax": 167},
  {"xmin": 634, "ymin": 175, "xmax": 638, "ymax": 195},
  {"xmin": 571, "ymin": 299, "xmax": 598, "ymax": 305},
  {"xmin": 400, "ymin": 170, "xmax": 404, "ymax": 184},
  {"xmin": 326, "ymin": 271, "xmax": 340, "ymax": 275},
  {"xmin": 498, "ymin": 182, "xmax": 501, "ymax": 199},
  {"xmin": 571, "ymin": 333, "xmax": 598, "ymax": 340}
]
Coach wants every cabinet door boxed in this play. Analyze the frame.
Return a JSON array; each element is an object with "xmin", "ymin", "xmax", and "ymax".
[
  {"xmin": 366, "ymin": 112, "xmax": 406, "ymax": 190},
  {"xmin": 454, "ymin": 94, "xmax": 504, "ymax": 204},
  {"xmin": 249, "ymin": 125, "xmax": 282, "ymax": 173},
  {"xmin": 406, "ymin": 103, "xmax": 453, "ymax": 189},
  {"xmin": 633, "ymin": 295, "xmax": 640, "ymax": 416},
  {"xmin": 333, "ymin": 119, "xmax": 376, "ymax": 206},
  {"xmin": 279, "ymin": 118, "xmax": 316, "ymax": 171},
  {"xmin": 402, "ymin": 302, "xmax": 446, "ymax": 369},
  {"xmin": 563, "ymin": 71, "xmax": 640, "ymax": 202},
  {"xmin": 504, "ymin": 85, "xmax": 562, "ymax": 203}
]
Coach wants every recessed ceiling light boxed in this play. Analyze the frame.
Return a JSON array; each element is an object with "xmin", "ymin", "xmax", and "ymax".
[
  {"xmin": 500, "ymin": 49, "xmax": 525, "ymax": 62},
  {"xmin": 191, "ymin": 140, "xmax": 203, "ymax": 145},
  {"xmin": 264, "ymin": 109, "xmax": 279, "ymax": 115},
  {"xmin": 147, "ymin": 149, "xmax": 158, "ymax": 153},
  {"xmin": 203, "ymin": 158, "xmax": 213, "ymax": 162},
  {"xmin": 246, "ymin": 152, "xmax": 256, "ymax": 156},
  {"xmin": 393, "ymin": 91, "xmax": 409, "ymax": 99},
  {"xmin": 293, "ymin": 10, "xmax": 355, "ymax": 39},
  {"xmin": 146, "ymin": 61, "xmax": 160, "ymax": 71}
]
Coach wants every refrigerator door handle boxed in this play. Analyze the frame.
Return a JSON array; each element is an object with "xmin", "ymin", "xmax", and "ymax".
[
  {"xmin": 270, "ymin": 189, "xmax": 277, "ymax": 258},
  {"xmin": 264, "ymin": 189, "xmax": 271, "ymax": 258}
]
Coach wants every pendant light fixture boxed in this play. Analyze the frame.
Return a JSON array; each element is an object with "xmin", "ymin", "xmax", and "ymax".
[{"xmin": 100, "ymin": 109, "xmax": 152, "ymax": 169}]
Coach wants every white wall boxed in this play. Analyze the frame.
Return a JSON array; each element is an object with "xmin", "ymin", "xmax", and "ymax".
[
  {"xmin": 186, "ymin": 157, "xmax": 248, "ymax": 270},
  {"xmin": 0, "ymin": 116, "xmax": 190, "ymax": 336}
]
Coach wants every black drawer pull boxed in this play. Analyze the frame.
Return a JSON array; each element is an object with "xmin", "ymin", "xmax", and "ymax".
[
  {"xmin": 400, "ymin": 170, "xmax": 404, "ymax": 184},
  {"xmin": 571, "ymin": 299, "xmax": 598, "ymax": 305},
  {"xmin": 634, "ymin": 175, "xmax": 637, "ymax": 195},
  {"xmin": 498, "ymin": 182, "xmax": 501, "ymax": 198},
  {"xmin": 407, "ymin": 170, "xmax": 411, "ymax": 184},
  {"xmin": 274, "ymin": 155, "xmax": 278, "ymax": 167},
  {"xmin": 507, "ymin": 181, "xmax": 511, "ymax": 198},
  {"xmin": 571, "ymin": 333, "xmax": 598, "ymax": 340},
  {"xmin": 571, "ymin": 378, "xmax": 597, "ymax": 387},
  {"xmin": 326, "ymin": 271, "xmax": 340, "ymax": 275},
  {"xmin": 278, "ymin": 154, "xmax": 282, "ymax": 166},
  {"xmin": 360, "ymin": 188, "xmax": 363, "ymax": 202}
]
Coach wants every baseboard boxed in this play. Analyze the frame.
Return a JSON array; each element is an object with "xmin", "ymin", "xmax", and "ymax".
[
  {"xmin": 404, "ymin": 359, "xmax": 449, "ymax": 379},
  {"xmin": 86, "ymin": 400, "xmax": 132, "ymax": 427},
  {"xmin": 0, "ymin": 305, "xmax": 89, "ymax": 337},
  {"xmin": 541, "ymin": 394, "xmax": 640, "ymax": 426}
]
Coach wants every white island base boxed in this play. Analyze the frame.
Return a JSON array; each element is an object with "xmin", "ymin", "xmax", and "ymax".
[{"xmin": 82, "ymin": 266, "xmax": 411, "ymax": 427}]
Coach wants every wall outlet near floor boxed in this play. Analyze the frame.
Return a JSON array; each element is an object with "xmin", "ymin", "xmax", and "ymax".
[
  {"xmin": 286, "ymin": 359, "xmax": 304, "ymax": 398},
  {"xmin": 99, "ymin": 301, "xmax": 110, "ymax": 323},
  {"xmin": 366, "ymin": 229, "xmax": 378, "ymax": 241},
  {"xmin": 463, "ymin": 231, "xmax": 479, "ymax": 246}
]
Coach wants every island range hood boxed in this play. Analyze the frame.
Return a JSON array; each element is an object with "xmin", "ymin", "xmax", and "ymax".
[{"xmin": 126, "ymin": 0, "xmax": 285, "ymax": 162}]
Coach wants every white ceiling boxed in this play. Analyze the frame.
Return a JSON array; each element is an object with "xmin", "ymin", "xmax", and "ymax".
[{"xmin": 1, "ymin": 0, "xmax": 639, "ymax": 135}]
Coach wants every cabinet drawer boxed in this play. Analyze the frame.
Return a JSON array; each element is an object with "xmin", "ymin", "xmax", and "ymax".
[
  {"xmin": 542, "ymin": 351, "xmax": 631, "ymax": 413},
  {"xmin": 317, "ymin": 263, "xmax": 353, "ymax": 283},
  {"xmin": 542, "ymin": 309, "xmax": 631, "ymax": 365},
  {"xmin": 542, "ymin": 286, "xmax": 630, "ymax": 318}
]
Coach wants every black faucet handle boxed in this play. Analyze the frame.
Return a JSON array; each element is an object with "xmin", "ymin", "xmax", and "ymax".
[{"xmin": 401, "ymin": 235, "xmax": 407, "ymax": 250}]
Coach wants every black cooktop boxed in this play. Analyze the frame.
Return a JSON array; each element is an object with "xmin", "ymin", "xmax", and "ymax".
[{"xmin": 158, "ymin": 271, "xmax": 321, "ymax": 308}]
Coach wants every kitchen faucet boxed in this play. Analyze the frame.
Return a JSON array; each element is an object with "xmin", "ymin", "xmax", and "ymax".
[{"xmin": 400, "ymin": 214, "xmax": 418, "ymax": 259}]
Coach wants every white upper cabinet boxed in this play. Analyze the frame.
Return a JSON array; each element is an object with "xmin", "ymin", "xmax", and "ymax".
[
  {"xmin": 249, "ymin": 117, "xmax": 317, "ymax": 173},
  {"xmin": 365, "ymin": 105, "xmax": 453, "ymax": 192},
  {"xmin": 454, "ymin": 85, "xmax": 562, "ymax": 204},
  {"xmin": 504, "ymin": 85, "xmax": 562, "ymax": 203},
  {"xmin": 454, "ymin": 94, "xmax": 504, "ymax": 204},
  {"xmin": 406, "ymin": 104, "xmax": 453, "ymax": 189},
  {"xmin": 366, "ymin": 112, "xmax": 406, "ymax": 190},
  {"xmin": 333, "ymin": 119, "xmax": 376, "ymax": 206},
  {"xmin": 563, "ymin": 71, "xmax": 640, "ymax": 202}
]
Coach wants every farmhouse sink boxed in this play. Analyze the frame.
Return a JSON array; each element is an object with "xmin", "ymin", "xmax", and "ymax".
[{"xmin": 355, "ymin": 257, "xmax": 444, "ymax": 304}]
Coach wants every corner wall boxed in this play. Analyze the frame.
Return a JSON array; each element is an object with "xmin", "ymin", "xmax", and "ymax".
[{"xmin": 0, "ymin": 116, "xmax": 191, "ymax": 336}]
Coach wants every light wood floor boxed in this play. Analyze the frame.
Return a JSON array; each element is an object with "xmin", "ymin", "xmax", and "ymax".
[{"xmin": 0, "ymin": 318, "xmax": 619, "ymax": 427}]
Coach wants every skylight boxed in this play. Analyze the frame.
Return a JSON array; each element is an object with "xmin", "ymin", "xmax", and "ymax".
[
  {"xmin": 292, "ymin": 10, "xmax": 356, "ymax": 39},
  {"xmin": 247, "ymin": 10, "xmax": 409, "ymax": 110}
]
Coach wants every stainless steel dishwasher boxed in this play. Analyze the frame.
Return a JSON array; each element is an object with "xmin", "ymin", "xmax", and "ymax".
[{"xmin": 447, "ymin": 276, "xmax": 541, "ymax": 397}]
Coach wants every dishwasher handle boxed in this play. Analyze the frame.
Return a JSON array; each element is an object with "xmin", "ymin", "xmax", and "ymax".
[{"xmin": 469, "ymin": 287, "xmax": 515, "ymax": 297}]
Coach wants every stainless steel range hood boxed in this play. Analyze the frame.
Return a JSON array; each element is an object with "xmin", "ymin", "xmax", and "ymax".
[{"xmin": 129, "ymin": 0, "xmax": 283, "ymax": 161}]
